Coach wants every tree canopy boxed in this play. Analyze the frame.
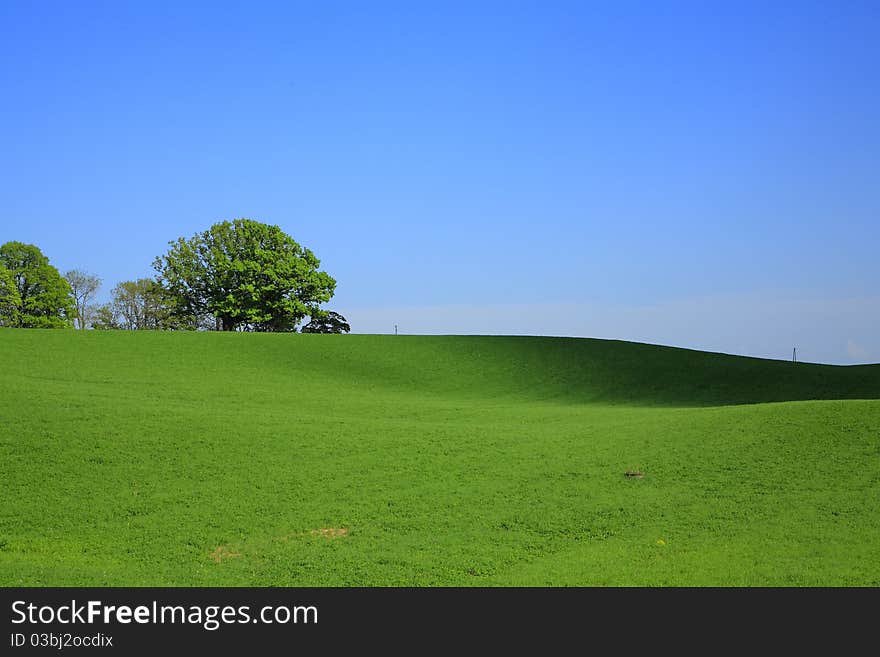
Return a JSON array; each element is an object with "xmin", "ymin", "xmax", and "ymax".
[
  {"xmin": 153, "ymin": 219, "xmax": 336, "ymax": 332},
  {"xmin": 0, "ymin": 241, "xmax": 74, "ymax": 328},
  {"xmin": 0, "ymin": 264, "xmax": 22, "ymax": 326}
]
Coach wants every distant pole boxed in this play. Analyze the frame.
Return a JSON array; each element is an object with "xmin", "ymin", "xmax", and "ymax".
[
  {"xmin": 394, "ymin": 324, "xmax": 398, "ymax": 336},
  {"xmin": 793, "ymin": 347, "xmax": 797, "ymax": 363}
]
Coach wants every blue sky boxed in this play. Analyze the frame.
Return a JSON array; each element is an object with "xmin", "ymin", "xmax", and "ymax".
[{"xmin": 1, "ymin": 1, "xmax": 877, "ymax": 363}]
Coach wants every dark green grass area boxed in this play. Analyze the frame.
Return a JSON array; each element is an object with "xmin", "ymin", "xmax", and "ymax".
[{"xmin": 1, "ymin": 329, "xmax": 878, "ymax": 585}]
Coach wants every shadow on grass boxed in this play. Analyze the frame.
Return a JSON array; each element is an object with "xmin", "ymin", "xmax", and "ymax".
[{"xmin": 426, "ymin": 335, "xmax": 880, "ymax": 407}]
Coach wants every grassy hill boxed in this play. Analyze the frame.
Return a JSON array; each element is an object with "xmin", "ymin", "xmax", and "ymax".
[{"xmin": 1, "ymin": 329, "xmax": 878, "ymax": 585}]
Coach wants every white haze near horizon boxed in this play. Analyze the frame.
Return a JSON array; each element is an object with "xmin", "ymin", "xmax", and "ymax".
[{"xmin": 341, "ymin": 293, "xmax": 879, "ymax": 366}]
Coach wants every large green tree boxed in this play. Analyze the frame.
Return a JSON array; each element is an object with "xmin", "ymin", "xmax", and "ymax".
[
  {"xmin": 153, "ymin": 219, "xmax": 336, "ymax": 332},
  {"xmin": 0, "ymin": 242, "xmax": 75, "ymax": 328}
]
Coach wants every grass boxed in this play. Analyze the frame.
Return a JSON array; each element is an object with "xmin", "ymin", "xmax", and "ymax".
[{"xmin": 0, "ymin": 329, "xmax": 878, "ymax": 586}]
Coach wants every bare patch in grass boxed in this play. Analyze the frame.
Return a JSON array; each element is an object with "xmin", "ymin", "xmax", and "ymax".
[
  {"xmin": 309, "ymin": 527, "xmax": 349, "ymax": 538},
  {"xmin": 209, "ymin": 545, "xmax": 241, "ymax": 563}
]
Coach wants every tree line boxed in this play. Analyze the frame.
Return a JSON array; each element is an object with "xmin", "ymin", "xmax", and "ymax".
[{"xmin": 0, "ymin": 219, "xmax": 350, "ymax": 333}]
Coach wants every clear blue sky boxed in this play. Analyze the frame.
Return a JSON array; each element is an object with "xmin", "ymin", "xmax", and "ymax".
[{"xmin": 1, "ymin": 1, "xmax": 877, "ymax": 363}]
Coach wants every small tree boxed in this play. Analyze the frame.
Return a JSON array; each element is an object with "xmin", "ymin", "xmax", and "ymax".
[
  {"xmin": 0, "ymin": 242, "xmax": 75, "ymax": 328},
  {"xmin": 65, "ymin": 270, "xmax": 101, "ymax": 330},
  {"xmin": 95, "ymin": 279, "xmax": 197, "ymax": 330},
  {"xmin": 300, "ymin": 311, "xmax": 351, "ymax": 334},
  {"xmin": 90, "ymin": 303, "xmax": 120, "ymax": 330}
]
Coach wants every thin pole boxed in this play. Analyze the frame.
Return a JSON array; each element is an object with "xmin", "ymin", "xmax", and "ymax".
[
  {"xmin": 394, "ymin": 324, "xmax": 398, "ymax": 336},
  {"xmin": 793, "ymin": 347, "xmax": 796, "ymax": 362}
]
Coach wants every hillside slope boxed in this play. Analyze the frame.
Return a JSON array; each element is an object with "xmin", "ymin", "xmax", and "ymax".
[
  {"xmin": 1, "ymin": 330, "xmax": 877, "ymax": 407},
  {"xmin": 0, "ymin": 329, "xmax": 878, "ymax": 586}
]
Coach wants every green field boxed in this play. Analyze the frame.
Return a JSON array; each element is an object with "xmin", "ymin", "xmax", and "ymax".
[{"xmin": 1, "ymin": 329, "xmax": 878, "ymax": 586}]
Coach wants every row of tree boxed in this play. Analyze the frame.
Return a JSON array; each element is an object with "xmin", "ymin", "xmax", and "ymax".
[{"xmin": 0, "ymin": 219, "xmax": 350, "ymax": 333}]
